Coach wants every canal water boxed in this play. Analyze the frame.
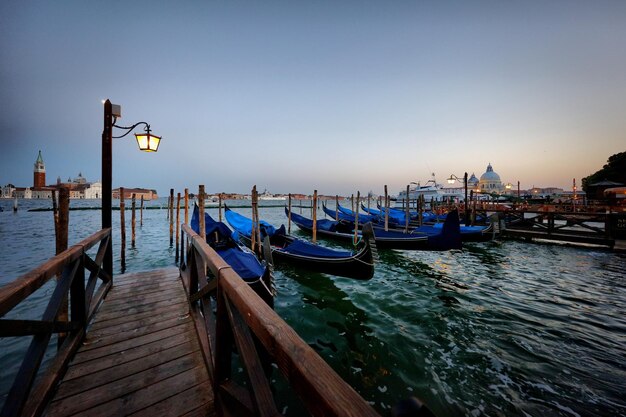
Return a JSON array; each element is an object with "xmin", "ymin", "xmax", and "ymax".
[{"xmin": 0, "ymin": 198, "xmax": 624, "ymax": 417}]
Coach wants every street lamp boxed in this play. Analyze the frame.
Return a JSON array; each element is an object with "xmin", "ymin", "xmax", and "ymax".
[
  {"xmin": 447, "ymin": 172, "xmax": 468, "ymax": 225},
  {"xmin": 102, "ymin": 99, "xmax": 161, "ymax": 277}
]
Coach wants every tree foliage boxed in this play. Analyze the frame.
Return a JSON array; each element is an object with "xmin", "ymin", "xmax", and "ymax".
[{"xmin": 582, "ymin": 151, "xmax": 626, "ymax": 192}]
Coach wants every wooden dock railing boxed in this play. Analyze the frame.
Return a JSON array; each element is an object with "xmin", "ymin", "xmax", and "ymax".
[
  {"xmin": 0, "ymin": 228, "xmax": 112, "ymax": 417},
  {"xmin": 179, "ymin": 223, "xmax": 380, "ymax": 417}
]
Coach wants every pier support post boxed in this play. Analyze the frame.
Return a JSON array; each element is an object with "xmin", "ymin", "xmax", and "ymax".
[
  {"xmin": 56, "ymin": 186, "xmax": 70, "ymax": 348},
  {"xmin": 102, "ymin": 100, "xmax": 113, "ymax": 281},
  {"xmin": 176, "ymin": 192, "xmax": 181, "ymax": 264}
]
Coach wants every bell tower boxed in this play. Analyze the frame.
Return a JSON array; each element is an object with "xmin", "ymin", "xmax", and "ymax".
[{"xmin": 33, "ymin": 150, "xmax": 46, "ymax": 188}]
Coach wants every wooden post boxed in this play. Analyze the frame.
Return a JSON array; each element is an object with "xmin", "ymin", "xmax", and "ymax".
[
  {"xmin": 169, "ymin": 188, "xmax": 174, "ymax": 247},
  {"xmin": 405, "ymin": 185, "xmax": 410, "ymax": 233},
  {"xmin": 351, "ymin": 194, "xmax": 354, "ymax": 212},
  {"xmin": 335, "ymin": 195, "xmax": 339, "ymax": 221},
  {"xmin": 219, "ymin": 193, "xmax": 223, "ymax": 222},
  {"xmin": 131, "ymin": 194, "xmax": 136, "ymax": 248},
  {"xmin": 354, "ymin": 191, "xmax": 360, "ymax": 244},
  {"xmin": 254, "ymin": 188, "xmax": 261, "ymax": 253},
  {"xmin": 384, "ymin": 185, "xmax": 389, "ymax": 231},
  {"xmin": 13, "ymin": 195, "xmax": 18, "ymax": 212},
  {"xmin": 56, "ymin": 186, "xmax": 70, "ymax": 348},
  {"xmin": 52, "ymin": 189, "xmax": 59, "ymax": 241},
  {"xmin": 288, "ymin": 193, "xmax": 292, "ymax": 233},
  {"xmin": 176, "ymin": 192, "xmax": 181, "ymax": 264},
  {"xmin": 167, "ymin": 193, "xmax": 170, "ymax": 220},
  {"xmin": 251, "ymin": 185, "xmax": 257, "ymax": 252},
  {"xmin": 312, "ymin": 190, "xmax": 318, "ymax": 243},
  {"xmin": 140, "ymin": 195, "xmax": 144, "ymax": 227},
  {"xmin": 299, "ymin": 198, "xmax": 302, "ymax": 214},
  {"xmin": 419, "ymin": 195, "xmax": 424, "ymax": 226},
  {"xmin": 472, "ymin": 193, "xmax": 477, "ymax": 225},
  {"xmin": 367, "ymin": 193, "xmax": 371, "ymax": 212},
  {"xmin": 120, "ymin": 187, "xmax": 126, "ymax": 273},
  {"xmin": 199, "ymin": 185, "xmax": 206, "ymax": 240},
  {"xmin": 184, "ymin": 188, "xmax": 189, "ymax": 224}
]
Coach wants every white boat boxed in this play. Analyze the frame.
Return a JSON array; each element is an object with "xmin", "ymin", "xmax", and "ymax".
[
  {"xmin": 395, "ymin": 174, "xmax": 464, "ymax": 208},
  {"xmin": 258, "ymin": 189, "xmax": 286, "ymax": 201}
]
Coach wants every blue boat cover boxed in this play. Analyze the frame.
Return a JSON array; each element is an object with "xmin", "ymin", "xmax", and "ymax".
[
  {"xmin": 281, "ymin": 239, "xmax": 353, "ymax": 258},
  {"xmin": 227, "ymin": 207, "xmax": 354, "ymax": 258},
  {"xmin": 323, "ymin": 204, "xmax": 377, "ymax": 223},
  {"xmin": 225, "ymin": 208, "xmax": 278, "ymax": 239},
  {"xmin": 216, "ymin": 247, "xmax": 266, "ymax": 280},
  {"xmin": 191, "ymin": 205, "xmax": 265, "ymax": 282}
]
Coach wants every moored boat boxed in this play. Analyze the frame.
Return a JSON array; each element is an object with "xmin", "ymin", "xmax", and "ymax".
[
  {"xmin": 191, "ymin": 205, "xmax": 273, "ymax": 306},
  {"xmin": 225, "ymin": 205, "xmax": 376, "ymax": 280},
  {"xmin": 287, "ymin": 207, "xmax": 462, "ymax": 251}
]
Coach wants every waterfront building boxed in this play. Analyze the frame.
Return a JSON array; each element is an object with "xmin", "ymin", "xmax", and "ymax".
[
  {"xmin": 112, "ymin": 187, "xmax": 159, "ymax": 200},
  {"xmin": 84, "ymin": 181, "xmax": 102, "ymax": 199},
  {"xmin": 14, "ymin": 187, "xmax": 32, "ymax": 199},
  {"xmin": 478, "ymin": 163, "xmax": 504, "ymax": 194},
  {"xmin": 468, "ymin": 173, "xmax": 479, "ymax": 190},
  {"xmin": 1, "ymin": 184, "xmax": 16, "ymax": 198}
]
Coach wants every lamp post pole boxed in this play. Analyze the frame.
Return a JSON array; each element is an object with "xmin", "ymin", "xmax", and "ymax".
[
  {"xmin": 102, "ymin": 99, "xmax": 113, "ymax": 278},
  {"xmin": 463, "ymin": 172, "xmax": 468, "ymax": 225}
]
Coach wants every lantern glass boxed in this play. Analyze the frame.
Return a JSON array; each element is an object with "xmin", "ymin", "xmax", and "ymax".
[
  {"xmin": 135, "ymin": 133, "xmax": 161, "ymax": 152},
  {"xmin": 447, "ymin": 176, "xmax": 455, "ymax": 184}
]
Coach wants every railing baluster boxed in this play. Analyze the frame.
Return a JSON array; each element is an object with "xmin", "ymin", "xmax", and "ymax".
[
  {"xmin": 224, "ymin": 296, "xmax": 281, "ymax": 417},
  {"xmin": 1, "ymin": 258, "xmax": 80, "ymax": 417}
]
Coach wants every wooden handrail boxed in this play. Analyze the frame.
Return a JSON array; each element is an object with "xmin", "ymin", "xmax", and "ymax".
[
  {"xmin": 180, "ymin": 223, "xmax": 379, "ymax": 417},
  {"xmin": 0, "ymin": 228, "xmax": 112, "ymax": 417},
  {"xmin": 0, "ymin": 228, "xmax": 111, "ymax": 316}
]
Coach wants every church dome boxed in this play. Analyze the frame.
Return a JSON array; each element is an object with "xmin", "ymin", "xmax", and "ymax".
[{"xmin": 480, "ymin": 163, "xmax": 501, "ymax": 182}]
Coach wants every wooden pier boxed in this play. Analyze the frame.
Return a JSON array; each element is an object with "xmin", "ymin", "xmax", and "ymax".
[
  {"xmin": 498, "ymin": 210, "xmax": 626, "ymax": 250},
  {"xmin": 45, "ymin": 267, "xmax": 214, "ymax": 417},
  {"xmin": 0, "ymin": 223, "xmax": 381, "ymax": 417}
]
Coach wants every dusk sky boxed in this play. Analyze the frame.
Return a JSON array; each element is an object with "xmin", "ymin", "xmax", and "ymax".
[{"xmin": 1, "ymin": 1, "xmax": 625, "ymax": 196}]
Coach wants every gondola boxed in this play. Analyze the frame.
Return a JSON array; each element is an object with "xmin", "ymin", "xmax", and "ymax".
[
  {"xmin": 224, "ymin": 205, "xmax": 375, "ymax": 280},
  {"xmin": 191, "ymin": 205, "xmax": 273, "ymax": 306},
  {"xmin": 339, "ymin": 202, "xmax": 495, "ymax": 242},
  {"xmin": 287, "ymin": 207, "xmax": 462, "ymax": 251}
]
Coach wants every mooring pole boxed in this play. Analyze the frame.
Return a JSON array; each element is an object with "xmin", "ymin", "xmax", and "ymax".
[
  {"xmin": 176, "ymin": 192, "xmax": 181, "ymax": 264},
  {"xmin": 288, "ymin": 193, "xmax": 292, "ymax": 233},
  {"xmin": 384, "ymin": 185, "xmax": 389, "ymax": 231},
  {"xmin": 198, "ymin": 185, "xmax": 206, "ymax": 240},
  {"xmin": 120, "ymin": 187, "xmax": 126, "ymax": 273},
  {"xmin": 312, "ymin": 190, "xmax": 318, "ymax": 243},
  {"xmin": 169, "ymin": 188, "xmax": 174, "ymax": 247},
  {"xmin": 131, "ymin": 194, "xmax": 136, "ymax": 248}
]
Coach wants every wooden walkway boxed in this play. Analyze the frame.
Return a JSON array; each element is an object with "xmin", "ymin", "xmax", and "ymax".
[{"xmin": 44, "ymin": 267, "xmax": 215, "ymax": 417}]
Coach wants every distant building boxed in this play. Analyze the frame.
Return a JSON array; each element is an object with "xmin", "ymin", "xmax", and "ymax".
[
  {"xmin": 84, "ymin": 182, "xmax": 102, "ymax": 199},
  {"xmin": 1, "ymin": 184, "xmax": 16, "ymax": 198},
  {"xmin": 112, "ymin": 188, "xmax": 159, "ymax": 200},
  {"xmin": 33, "ymin": 150, "xmax": 46, "ymax": 188},
  {"xmin": 14, "ymin": 187, "xmax": 32, "ymax": 199},
  {"xmin": 478, "ymin": 163, "xmax": 504, "ymax": 194}
]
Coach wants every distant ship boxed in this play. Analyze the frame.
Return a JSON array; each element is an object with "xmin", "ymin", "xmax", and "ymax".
[
  {"xmin": 258, "ymin": 189, "xmax": 286, "ymax": 201},
  {"xmin": 396, "ymin": 173, "xmax": 463, "ymax": 207}
]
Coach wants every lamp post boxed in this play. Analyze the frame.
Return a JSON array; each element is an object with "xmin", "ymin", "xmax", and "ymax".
[
  {"xmin": 102, "ymin": 99, "xmax": 161, "ymax": 278},
  {"xmin": 447, "ymin": 172, "xmax": 468, "ymax": 225}
]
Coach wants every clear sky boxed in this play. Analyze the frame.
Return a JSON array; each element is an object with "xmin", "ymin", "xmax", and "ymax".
[{"xmin": 1, "ymin": 1, "xmax": 625, "ymax": 197}]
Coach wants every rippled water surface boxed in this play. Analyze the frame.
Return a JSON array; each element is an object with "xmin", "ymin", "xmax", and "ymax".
[{"xmin": 1, "ymin": 198, "xmax": 625, "ymax": 416}]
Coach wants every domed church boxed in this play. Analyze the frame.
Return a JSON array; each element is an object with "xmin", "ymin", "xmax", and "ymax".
[{"xmin": 478, "ymin": 163, "xmax": 504, "ymax": 193}]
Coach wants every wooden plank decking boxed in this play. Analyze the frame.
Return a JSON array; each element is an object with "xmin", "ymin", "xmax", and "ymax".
[{"xmin": 44, "ymin": 267, "xmax": 215, "ymax": 417}]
